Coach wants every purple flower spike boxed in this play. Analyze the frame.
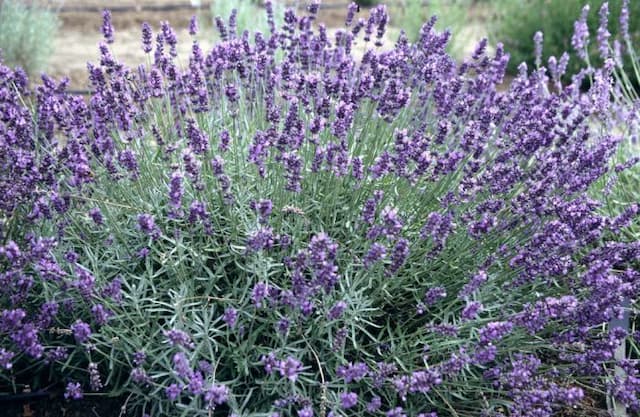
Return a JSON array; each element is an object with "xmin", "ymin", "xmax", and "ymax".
[
  {"xmin": 223, "ymin": 307, "xmax": 238, "ymax": 327},
  {"xmin": 572, "ymin": 5, "xmax": 590, "ymax": 60},
  {"xmin": 367, "ymin": 395, "xmax": 382, "ymax": 412},
  {"xmin": 478, "ymin": 321, "xmax": 513, "ymax": 345},
  {"xmin": 137, "ymin": 213, "xmax": 161, "ymax": 240},
  {"xmin": 189, "ymin": 15, "xmax": 198, "ymax": 36},
  {"xmin": 141, "ymin": 22, "xmax": 153, "ymax": 53},
  {"xmin": 298, "ymin": 406, "xmax": 313, "ymax": 417},
  {"xmin": 64, "ymin": 382, "xmax": 83, "ymax": 400},
  {"xmin": 0, "ymin": 349, "xmax": 15, "ymax": 370},
  {"xmin": 165, "ymin": 383, "xmax": 182, "ymax": 401},
  {"xmin": 279, "ymin": 356, "xmax": 303, "ymax": 381},
  {"xmin": 328, "ymin": 300, "xmax": 348, "ymax": 320},
  {"xmin": 164, "ymin": 328, "xmax": 194, "ymax": 349},
  {"xmin": 205, "ymin": 384, "xmax": 229, "ymax": 406},
  {"xmin": 597, "ymin": 2, "xmax": 610, "ymax": 58},
  {"xmin": 340, "ymin": 391, "xmax": 358, "ymax": 409},
  {"xmin": 101, "ymin": 10, "xmax": 114, "ymax": 44},
  {"xmin": 71, "ymin": 320, "xmax": 91, "ymax": 344},
  {"xmin": 89, "ymin": 207, "xmax": 103, "ymax": 225},
  {"xmin": 533, "ymin": 31, "xmax": 543, "ymax": 68}
]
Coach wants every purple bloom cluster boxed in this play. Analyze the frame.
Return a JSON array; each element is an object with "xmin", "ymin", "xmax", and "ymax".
[
  {"xmin": 64, "ymin": 381, "xmax": 83, "ymax": 400},
  {"xmin": 337, "ymin": 362, "xmax": 368, "ymax": 383}
]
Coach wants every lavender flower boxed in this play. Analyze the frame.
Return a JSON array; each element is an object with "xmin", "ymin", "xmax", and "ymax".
[
  {"xmin": 131, "ymin": 367, "xmax": 149, "ymax": 385},
  {"xmin": 363, "ymin": 242, "xmax": 387, "ymax": 269},
  {"xmin": 340, "ymin": 391, "xmax": 358, "ymax": 409},
  {"xmin": 533, "ymin": 31, "xmax": 543, "ymax": 68},
  {"xmin": 101, "ymin": 10, "xmax": 114, "ymax": 44},
  {"xmin": 620, "ymin": 0, "xmax": 630, "ymax": 41},
  {"xmin": 250, "ymin": 199, "xmax": 273, "ymax": 222},
  {"xmin": 168, "ymin": 171, "xmax": 183, "ymax": 211},
  {"xmin": 189, "ymin": 15, "xmax": 198, "ymax": 36},
  {"xmin": 219, "ymin": 130, "xmax": 231, "ymax": 153},
  {"xmin": 279, "ymin": 356, "xmax": 303, "ymax": 381},
  {"xmin": 572, "ymin": 5, "xmax": 590, "ymax": 60},
  {"xmin": 346, "ymin": 2, "xmax": 358, "ymax": 27},
  {"xmin": 251, "ymin": 282, "xmax": 270, "ymax": 308},
  {"xmin": 386, "ymin": 407, "xmax": 407, "ymax": 417},
  {"xmin": 0, "ymin": 349, "xmax": 15, "ymax": 370},
  {"xmin": 478, "ymin": 321, "xmax": 514, "ymax": 345},
  {"xmin": 461, "ymin": 301, "xmax": 482, "ymax": 321},
  {"xmin": 165, "ymin": 383, "xmax": 182, "ymax": 401},
  {"xmin": 366, "ymin": 396, "xmax": 382, "ymax": 412},
  {"xmin": 89, "ymin": 207, "xmax": 103, "ymax": 225},
  {"xmin": 164, "ymin": 328, "xmax": 194, "ymax": 349},
  {"xmin": 337, "ymin": 362, "xmax": 368, "ymax": 383},
  {"xmin": 64, "ymin": 382, "xmax": 83, "ymax": 400},
  {"xmin": 91, "ymin": 304, "xmax": 112, "ymax": 325},
  {"xmin": 172, "ymin": 352, "xmax": 192, "ymax": 379},
  {"xmin": 261, "ymin": 352, "xmax": 278, "ymax": 375},
  {"xmin": 188, "ymin": 371, "xmax": 205, "ymax": 395},
  {"xmin": 88, "ymin": 362, "xmax": 103, "ymax": 391},
  {"xmin": 597, "ymin": 2, "xmax": 611, "ymax": 58},
  {"xmin": 205, "ymin": 384, "xmax": 229, "ymax": 407},
  {"xmin": 223, "ymin": 307, "xmax": 238, "ymax": 327},
  {"xmin": 133, "ymin": 351, "xmax": 146, "ymax": 367},
  {"xmin": 327, "ymin": 300, "xmax": 347, "ymax": 320},
  {"xmin": 137, "ymin": 213, "xmax": 161, "ymax": 239},
  {"xmin": 298, "ymin": 406, "xmax": 313, "ymax": 417},
  {"xmin": 458, "ymin": 270, "xmax": 488, "ymax": 299},
  {"xmin": 424, "ymin": 286, "xmax": 447, "ymax": 306},
  {"xmin": 387, "ymin": 238, "xmax": 409, "ymax": 276},
  {"xmin": 185, "ymin": 119, "xmax": 209, "ymax": 154},
  {"xmin": 71, "ymin": 320, "xmax": 91, "ymax": 344}
]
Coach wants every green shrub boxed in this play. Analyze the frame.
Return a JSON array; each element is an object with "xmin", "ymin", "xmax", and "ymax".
[
  {"xmin": 355, "ymin": 0, "xmax": 379, "ymax": 6},
  {"xmin": 490, "ymin": 0, "xmax": 640, "ymax": 81},
  {"xmin": 211, "ymin": 0, "xmax": 283, "ymax": 38},
  {"xmin": 0, "ymin": 0, "xmax": 59, "ymax": 76},
  {"xmin": 390, "ymin": 0, "xmax": 477, "ymax": 59}
]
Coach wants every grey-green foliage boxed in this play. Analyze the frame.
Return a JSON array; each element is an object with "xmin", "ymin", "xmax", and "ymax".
[{"xmin": 0, "ymin": 0, "xmax": 59, "ymax": 75}]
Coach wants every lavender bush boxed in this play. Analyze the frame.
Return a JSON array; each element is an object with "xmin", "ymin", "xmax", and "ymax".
[{"xmin": 1, "ymin": 2, "xmax": 639, "ymax": 416}]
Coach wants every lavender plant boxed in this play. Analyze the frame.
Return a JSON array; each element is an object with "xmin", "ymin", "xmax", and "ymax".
[{"xmin": 1, "ymin": 2, "xmax": 639, "ymax": 417}]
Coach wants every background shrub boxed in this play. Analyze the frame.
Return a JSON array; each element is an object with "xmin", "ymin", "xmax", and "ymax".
[
  {"xmin": 210, "ymin": 0, "xmax": 283, "ymax": 38},
  {"xmin": 490, "ymin": 0, "xmax": 640, "ymax": 80},
  {"xmin": 394, "ymin": 0, "xmax": 468, "ymax": 39},
  {"xmin": 0, "ymin": 0, "xmax": 59, "ymax": 76}
]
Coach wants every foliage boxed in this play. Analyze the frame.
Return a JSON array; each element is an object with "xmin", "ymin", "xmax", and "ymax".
[
  {"xmin": 355, "ymin": 0, "xmax": 380, "ymax": 6},
  {"xmin": 210, "ymin": 0, "xmax": 284, "ymax": 40},
  {"xmin": 489, "ymin": 0, "xmax": 640, "ymax": 81},
  {"xmin": 0, "ymin": 0, "xmax": 59, "ymax": 76},
  {"xmin": 390, "ymin": 0, "xmax": 473, "ymax": 57},
  {"xmin": 0, "ymin": 2, "xmax": 639, "ymax": 417}
]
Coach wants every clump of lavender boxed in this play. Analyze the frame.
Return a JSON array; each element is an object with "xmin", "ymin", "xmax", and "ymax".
[{"xmin": 0, "ymin": 2, "xmax": 639, "ymax": 417}]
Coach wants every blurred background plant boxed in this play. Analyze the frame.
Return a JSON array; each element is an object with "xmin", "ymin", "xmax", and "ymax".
[
  {"xmin": 489, "ymin": 0, "xmax": 640, "ymax": 82},
  {"xmin": 0, "ymin": 0, "xmax": 59, "ymax": 76},
  {"xmin": 210, "ymin": 0, "xmax": 283, "ymax": 37},
  {"xmin": 389, "ymin": 0, "xmax": 481, "ymax": 59}
]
